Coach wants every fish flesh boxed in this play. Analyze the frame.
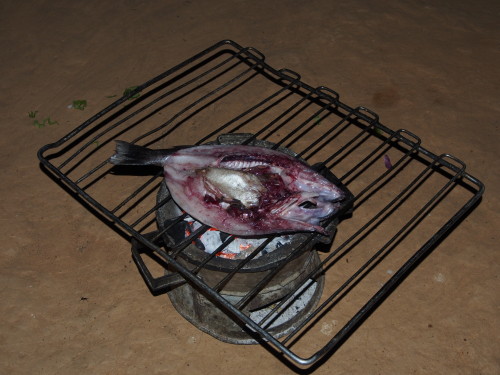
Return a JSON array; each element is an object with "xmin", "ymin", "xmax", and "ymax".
[{"xmin": 110, "ymin": 141, "xmax": 346, "ymax": 236}]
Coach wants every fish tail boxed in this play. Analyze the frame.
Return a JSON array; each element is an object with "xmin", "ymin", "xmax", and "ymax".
[{"xmin": 109, "ymin": 140, "xmax": 177, "ymax": 166}]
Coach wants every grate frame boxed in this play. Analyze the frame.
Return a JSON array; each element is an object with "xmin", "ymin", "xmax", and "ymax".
[{"xmin": 38, "ymin": 40, "xmax": 484, "ymax": 368}]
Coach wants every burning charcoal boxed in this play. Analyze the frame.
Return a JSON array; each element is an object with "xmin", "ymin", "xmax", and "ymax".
[
  {"xmin": 193, "ymin": 238, "xmax": 205, "ymax": 251},
  {"xmin": 178, "ymin": 216, "xmax": 296, "ymax": 260},
  {"xmin": 165, "ymin": 219, "xmax": 189, "ymax": 243}
]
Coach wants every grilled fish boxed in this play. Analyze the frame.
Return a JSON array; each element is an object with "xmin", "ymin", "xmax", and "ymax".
[{"xmin": 110, "ymin": 141, "xmax": 346, "ymax": 236}]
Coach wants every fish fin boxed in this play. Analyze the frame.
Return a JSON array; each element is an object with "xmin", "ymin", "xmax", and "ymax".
[
  {"xmin": 109, "ymin": 140, "xmax": 182, "ymax": 166},
  {"xmin": 282, "ymin": 218, "xmax": 328, "ymax": 235}
]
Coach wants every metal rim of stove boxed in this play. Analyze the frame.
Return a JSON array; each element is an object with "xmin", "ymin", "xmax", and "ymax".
[{"xmin": 36, "ymin": 39, "xmax": 485, "ymax": 368}]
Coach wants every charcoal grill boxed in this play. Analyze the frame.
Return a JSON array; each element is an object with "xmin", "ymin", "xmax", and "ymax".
[{"xmin": 38, "ymin": 40, "xmax": 484, "ymax": 368}]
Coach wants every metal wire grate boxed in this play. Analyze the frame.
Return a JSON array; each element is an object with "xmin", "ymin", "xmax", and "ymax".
[{"xmin": 38, "ymin": 40, "xmax": 484, "ymax": 368}]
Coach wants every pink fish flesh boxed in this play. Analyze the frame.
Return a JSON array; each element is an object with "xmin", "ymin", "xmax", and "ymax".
[{"xmin": 110, "ymin": 141, "xmax": 346, "ymax": 236}]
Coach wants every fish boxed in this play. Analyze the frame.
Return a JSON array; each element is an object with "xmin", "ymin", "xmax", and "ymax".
[{"xmin": 110, "ymin": 141, "xmax": 346, "ymax": 236}]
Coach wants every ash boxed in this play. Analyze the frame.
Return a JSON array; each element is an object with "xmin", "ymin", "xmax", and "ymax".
[{"xmin": 184, "ymin": 217, "xmax": 294, "ymax": 260}]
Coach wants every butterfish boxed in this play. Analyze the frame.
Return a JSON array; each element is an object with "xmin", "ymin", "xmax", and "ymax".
[{"xmin": 110, "ymin": 141, "xmax": 346, "ymax": 236}]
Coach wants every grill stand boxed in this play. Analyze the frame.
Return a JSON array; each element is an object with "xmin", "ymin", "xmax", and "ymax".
[
  {"xmin": 166, "ymin": 251, "xmax": 325, "ymax": 345},
  {"xmin": 36, "ymin": 40, "xmax": 485, "ymax": 368}
]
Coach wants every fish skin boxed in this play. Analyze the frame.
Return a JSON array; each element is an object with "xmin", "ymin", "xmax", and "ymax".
[{"xmin": 110, "ymin": 141, "xmax": 346, "ymax": 236}]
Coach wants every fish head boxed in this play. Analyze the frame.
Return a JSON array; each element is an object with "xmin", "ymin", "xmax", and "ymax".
[
  {"xmin": 268, "ymin": 191, "xmax": 341, "ymax": 234},
  {"xmin": 289, "ymin": 169, "xmax": 345, "ymax": 202}
]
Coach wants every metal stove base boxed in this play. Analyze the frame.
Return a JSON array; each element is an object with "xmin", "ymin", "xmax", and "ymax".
[{"xmin": 166, "ymin": 253, "xmax": 325, "ymax": 345}]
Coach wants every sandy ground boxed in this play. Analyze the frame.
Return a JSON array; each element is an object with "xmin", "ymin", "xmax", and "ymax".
[{"xmin": 1, "ymin": 1, "xmax": 499, "ymax": 374}]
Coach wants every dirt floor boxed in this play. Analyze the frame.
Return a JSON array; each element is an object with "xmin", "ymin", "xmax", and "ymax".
[{"xmin": 1, "ymin": 0, "xmax": 499, "ymax": 374}]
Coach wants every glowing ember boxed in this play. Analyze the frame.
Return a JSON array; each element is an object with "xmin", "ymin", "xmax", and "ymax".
[
  {"xmin": 239, "ymin": 243, "xmax": 252, "ymax": 251},
  {"xmin": 184, "ymin": 217, "xmax": 293, "ymax": 260}
]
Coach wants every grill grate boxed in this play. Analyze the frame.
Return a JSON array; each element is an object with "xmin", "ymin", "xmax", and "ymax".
[{"xmin": 38, "ymin": 40, "xmax": 484, "ymax": 368}]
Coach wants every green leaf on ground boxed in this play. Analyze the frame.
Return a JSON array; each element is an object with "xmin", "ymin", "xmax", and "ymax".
[
  {"xmin": 71, "ymin": 100, "xmax": 87, "ymax": 110},
  {"xmin": 33, "ymin": 117, "xmax": 58, "ymax": 128},
  {"xmin": 123, "ymin": 86, "xmax": 140, "ymax": 99}
]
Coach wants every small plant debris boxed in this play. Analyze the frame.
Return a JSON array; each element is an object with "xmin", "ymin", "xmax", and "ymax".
[
  {"xmin": 123, "ymin": 86, "xmax": 140, "ymax": 99},
  {"xmin": 383, "ymin": 154, "xmax": 393, "ymax": 169},
  {"xmin": 70, "ymin": 100, "xmax": 87, "ymax": 110},
  {"xmin": 33, "ymin": 120, "xmax": 45, "ymax": 128},
  {"xmin": 28, "ymin": 111, "xmax": 58, "ymax": 129},
  {"xmin": 32, "ymin": 116, "xmax": 58, "ymax": 128}
]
